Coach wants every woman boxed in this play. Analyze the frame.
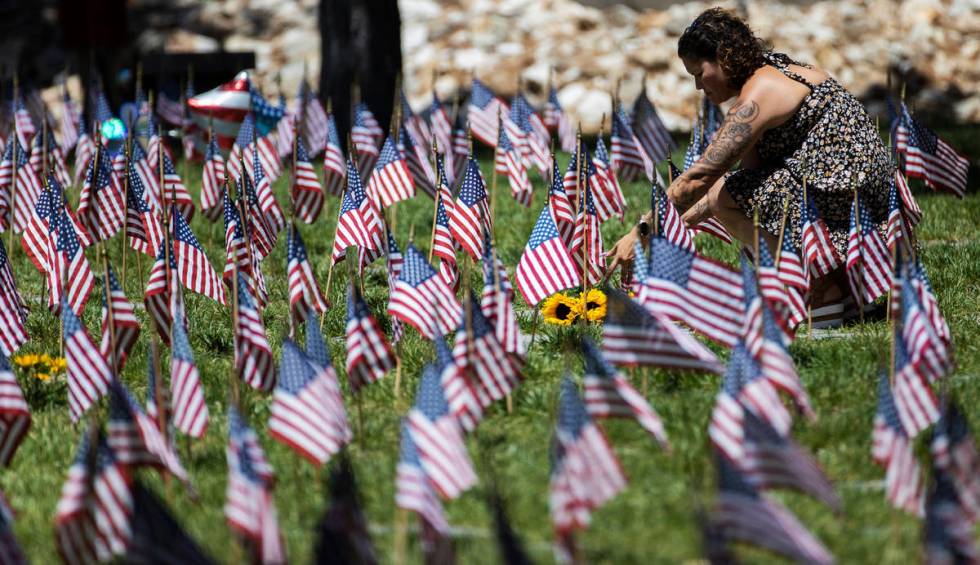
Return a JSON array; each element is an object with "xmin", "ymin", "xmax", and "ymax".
[{"xmin": 607, "ymin": 8, "xmax": 892, "ymax": 320}]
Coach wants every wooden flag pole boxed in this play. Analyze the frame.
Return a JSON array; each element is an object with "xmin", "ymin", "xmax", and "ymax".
[
  {"xmin": 9, "ymin": 76, "xmax": 18, "ymax": 253},
  {"xmin": 491, "ymin": 108, "xmax": 501, "ymax": 223},
  {"xmin": 120, "ymin": 135, "xmax": 131, "ymax": 289},
  {"xmin": 428, "ymin": 140, "xmax": 441, "ymax": 263},
  {"xmin": 803, "ymin": 179, "xmax": 813, "ymax": 336},
  {"xmin": 575, "ymin": 126, "xmax": 588, "ymax": 334}
]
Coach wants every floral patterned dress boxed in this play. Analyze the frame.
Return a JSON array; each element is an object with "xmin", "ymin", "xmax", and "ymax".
[{"xmin": 724, "ymin": 53, "xmax": 892, "ymax": 260}]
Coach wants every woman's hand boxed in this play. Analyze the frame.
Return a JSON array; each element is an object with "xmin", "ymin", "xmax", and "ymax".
[{"xmin": 605, "ymin": 225, "xmax": 640, "ymax": 278}]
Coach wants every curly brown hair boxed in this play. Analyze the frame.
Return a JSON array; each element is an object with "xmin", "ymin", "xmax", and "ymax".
[{"xmin": 677, "ymin": 8, "xmax": 771, "ymax": 90}]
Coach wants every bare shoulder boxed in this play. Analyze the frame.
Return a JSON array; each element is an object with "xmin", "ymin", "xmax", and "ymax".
[
  {"xmin": 740, "ymin": 66, "xmax": 811, "ymax": 124},
  {"xmin": 787, "ymin": 63, "xmax": 831, "ymax": 85}
]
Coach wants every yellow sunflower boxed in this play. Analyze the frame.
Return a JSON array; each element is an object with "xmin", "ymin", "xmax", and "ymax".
[
  {"xmin": 578, "ymin": 289, "xmax": 607, "ymax": 322},
  {"xmin": 47, "ymin": 357, "xmax": 67, "ymax": 374},
  {"xmin": 34, "ymin": 373, "xmax": 51, "ymax": 382},
  {"xmin": 12, "ymin": 354, "xmax": 40, "ymax": 368},
  {"xmin": 541, "ymin": 293, "xmax": 580, "ymax": 326}
]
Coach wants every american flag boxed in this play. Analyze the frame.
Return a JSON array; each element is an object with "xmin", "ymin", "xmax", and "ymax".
[
  {"xmin": 481, "ymin": 237, "xmax": 524, "ymax": 358},
  {"xmin": 238, "ymin": 172, "xmax": 277, "ymax": 261},
  {"xmin": 872, "ymin": 372, "xmax": 924, "ymax": 515},
  {"xmin": 550, "ymin": 377, "xmax": 627, "ymax": 555},
  {"xmin": 287, "ymin": 224, "xmax": 329, "ymax": 326},
  {"xmin": 561, "ymin": 144, "xmax": 602, "ymax": 215},
  {"xmin": 0, "ymin": 240, "xmax": 28, "ymax": 356},
  {"xmin": 468, "ymin": 79, "xmax": 507, "ymax": 148},
  {"xmin": 741, "ymin": 257, "xmax": 812, "ymax": 418},
  {"xmin": 544, "ymin": 87, "xmax": 576, "ymax": 153},
  {"xmin": 0, "ymin": 138, "xmax": 43, "ymax": 233},
  {"xmin": 144, "ymin": 108, "xmax": 169, "ymax": 178},
  {"xmin": 73, "ymin": 119, "xmax": 96, "ymax": 182},
  {"xmin": 450, "ymin": 115, "xmax": 470, "ymax": 186},
  {"xmin": 384, "ymin": 228, "xmax": 406, "ymax": 344},
  {"xmin": 886, "ymin": 179, "xmax": 912, "ymax": 257},
  {"xmin": 170, "ymin": 285, "xmax": 209, "ymax": 438},
  {"xmin": 200, "ymin": 133, "xmax": 226, "ymax": 222},
  {"xmin": 398, "ymin": 126, "xmax": 436, "ymax": 199},
  {"xmin": 144, "ymin": 240, "xmax": 177, "ymax": 344},
  {"xmin": 892, "ymin": 320, "xmax": 940, "ymax": 438},
  {"xmin": 144, "ymin": 350, "xmax": 167, "ymax": 433},
  {"xmin": 159, "ymin": 145, "xmax": 195, "ymax": 219},
  {"xmin": 924, "ymin": 468, "xmax": 979, "ymax": 563},
  {"xmin": 548, "ymin": 159, "xmax": 575, "ymax": 246},
  {"xmin": 437, "ymin": 334, "xmax": 483, "ymax": 432},
  {"xmin": 593, "ymin": 138, "xmax": 627, "ymax": 222},
  {"xmin": 601, "ymin": 288, "xmax": 722, "ymax": 373},
  {"xmin": 322, "ymin": 113, "xmax": 346, "ymax": 198},
  {"xmin": 107, "ymin": 380, "xmax": 188, "ymax": 481},
  {"xmin": 711, "ymin": 454, "xmax": 833, "ymax": 564},
  {"xmin": 331, "ymin": 157, "xmax": 383, "ymax": 263},
  {"xmin": 432, "ymin": 159, "xmax": 458, "ymax": 290},
  {"xmin": 275, "ymin": 102, "xmax": 295, "ymax": 160},
  {"xmin": 582, "ymin": 336, "xmax": 670, "ymax": 448},
  {"xmin": 777, "ymin": 216, "xmax": 809, "ymax": 293},
  {"xmin": 125, "ymin": 152, "xmax": 165, "ymax": 256},
  {"xmin": 429, "ymin": 92, "xmax": 453, "ymax": 164},
  {"xmin": 60, "ymin": 86, "xmax": 80, "ymax": 154},
  {"xmin": 352, "ymin": 103, "xmax": 382, "ymax": 180},
  {"xmin": 896, "ymin": 103, "xmax": 969, "ymax": 198},
  {"xmin": 632, "ymin": 88, "xmax": 675, "ymax": 163},
  {"xmin": 303, "ymin": 309, "xmax": 351, "ymax": 447},
  {"xmin": 368, "ymin": 135, "xmax": 416, "ymax": 209},
  {"xmin": 13, "ymin": 100, "xmax": 35, "ymax": 150},
  {"xmin": 55, "ymin": 429, "xmax": 133, "ymax": 564},
  {"xmin": 400, "ymin": 91, "xmax": 432, "ymax": 150},
  {"xmin": 893, "ymin": 169, "xmax": 922, "ymax": 226},
  {"xmin": 406, "ymin": 346, "xmax": 478, "ymax": 499},
  {"xmin": 610, "ymin": 106, "xmax": 654, "ymax": 183},
  {"xmin": 345, "ymin": 283, "xmax": 396, "ymax": 392},
  {"xmin": 157, "ymin": 90, "xmax": 185, "ymax": 127},
  {"xmin": 569, "ymin": 173, "xmax": 605, "ymax": 285},
  {"xmin": 496, "ymin": 123, "xmax": 532, "ymax": 207},
  {"xmin": 515, "ymin": 205, "xmax": 580, "ymax": 306},
  {"xmin": 389, "ymin": 243, "xmax": 461, "ymax": 340},
  {"xmin": 229, "ymin": 113, "xmax": 282, "ymax": 186},
  {"xmin": 270, "ymin": 339, "xmax": 351, "ymax": 466},
  {"xmin": 311, "ymin": 454, "xmax": 378, "ymax": 564},
  {"xmin": 897, "ymin": 260, "xmax": 952, "ymax": 383},
  {"xmin": 846, "ymin": 194, "xmax": 891, "ymax": 305},
  {"xmin": 297, "ymin": 80, "xmax": 329, "ymax": 157},
  {"xmin": 507, "ymin": 94, "xmax": 550, "ymax": 174},
  {"xmin": 127, "ymin": 482, "xmax": 214, "ymax": 563},
  {"xmin": 19, "ymin": 185, "xmax": 60, "ymax": 306},
  {"xmin": 650, "ymin": 180, "xmax": 695, "ymax": 253},
  {"xmin": 0, "ymin": 353, "xmax": 29, "ymax": 467},
  {"xmin": 55, "ymin": 206, "xmax": 96, "ymax": 316},
  {"xmin": 171, "ymin": 208, "xmax": 226, "ymax": 304},
  {"xmin": 223, "ymin": 190, "xmax": 267, "ymax": 308},
  {"xmin": 129, "ymin": 139, "xmax": 162, "ymax": 214},
  {"xmin": 395, "ymin": 420, "xmax": 451, "ymax": 535},
  {"xmin": 740, "ymin": 409, "xmax": 841, "ymax": 510},
  {"xmin": 225, "ymin": 408, "xmax": 285, "ymax": 563},
  {"xmin": 693, "ymin": 216, "xmax": 734, "ymax": 246},
  {"xmin": 452, "ymin": 296, "xmax": 522, "ymax": 410},
  {"xmin": 638, "ymin": 237, "xmax": 744, "ymax": 347},
  {"xmin": 100, "ymin": 266, "xmax": 140, "ymax": 373},
  {"xmin": 910, "ymin": 257, "xmax": 951, "ymax": 351},
  {"xmin": 756, "ymin": 237, "xmax": 806, "ymax": 330},
  {"xmin": 30, "ymin": 129, "xmax": 71, "ymax": 190},
  {"xmin": 248, "ymin": 83, "xmax": 286, "ymax": 137},
  {"xmin": 801, "ymin": 192, "xmax": 841, "ymax": 278},
  {"xmin": 683, "ymin": 113, "xmax": 706, "ymax": 171},
  {"xmin": 234, "ymin": 272, "xmax": 276, "ymax": 392},
  {"xmin": 708, "ymin": 344, "xmax": 752, "ymax": 462},
  {"xmin": 449, "ymin": 158, "xmax": 491, "ymax": 260},
  {"xmin": 247, "ymin": 139, "xmax": 287, "ymax": 238},
  {"xmin": 930, "ymin": 399, "xmax": 980, "ymax": 522}
]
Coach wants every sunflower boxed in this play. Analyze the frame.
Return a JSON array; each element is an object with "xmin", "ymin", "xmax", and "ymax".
[
  {"xmin": 578, "ymin": 289, "xmax": 607, "ymax": 322},
  {"xmin": 12, "ymin": 354, "xmax": 40, "ymax": 368},
  {"xmin": 541, "ymin": 293, "xmax": 580, "ymax": 326},
  {"xmin": 47, "ymin": 357, "xmax": 67, "ymax": 373}
]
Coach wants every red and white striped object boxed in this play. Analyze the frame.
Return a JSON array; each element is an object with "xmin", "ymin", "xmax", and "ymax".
[
  {"xmin": 287, "ymin": 225, "xmax": 328, "ymax": 326},
  {"xmin": 0, "ymin": 240, "xmax": 27, "ymax": 357},
  {"xmin": 331, "ymin": 158, "xmax": 383, "ymax": 264},
  {"xmin": 171, "ymin": 209, "xmax": 226, "ymax": 304},
  {"xmin": 515, "ymin": 205, "xmax": 580, "ymax": 307},
  {"xmin": 200, "ymin": 134, "xmax": 226, "ymax": 222},
  {"xmin": 291, "ymin": 137, "xmax": 324, "ymax": 224},
  {"xmin": 448, "ymin": 158, "xmax": 491, "ymax": 260},
  {"xmin": 0, "ymin": 353, "xmax": 30, "ymax": 467},
  {"xmin": 388, "ymin": 243, "xmax": 461, "ymax": 340},
  {"xmin": 872, "ymin": 373, "xmax": 924, "ymax": 515},
  {"xmin": 481, "ymin": 244, "xmax": 524, "ymax": 359},
  {"xmin": 367, "ymin": 135, "xmax": 416, "ymax": 209},
  {"xmin": 61, "ymin": 300, "xmax": 113, "ymax": 423},
  {"xmin": 345, "ymin": 284, "xmax": 396, "ymax": 392},
  {"xmin": 99, "ymin": 266, "xmax": 140, "ymax": 374},
  {"xmin": 845, "ymin": 195, "xmax": 891, "ymax": 305},
  {"xmin": 106, "ymin": 381, "xmax": 188, "ymax": 481},
  {"xmin": 496, "ymin": 125, "xmax": 532, "ymax": 207},
  {"xmin": 170, "ymin": 295, "xmax": 209, "ymax": 438},
  {"xmin": 322, "ymin": 114, "xmax": 346, "ymax": 198},
  {"xmin": 452, "ymin": 297, "xmax": 522, "ymax": 411},
  {"xmin": 234, "ymin": 272, "xmax": 276, "ymax": 392}
]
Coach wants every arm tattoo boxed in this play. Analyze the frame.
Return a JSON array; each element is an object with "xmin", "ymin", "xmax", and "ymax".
[{"xmin": 701, "ymin": 101, "xmax": 759, "ymax": 168}]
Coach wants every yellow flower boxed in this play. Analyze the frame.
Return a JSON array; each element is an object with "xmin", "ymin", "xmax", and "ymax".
[
  {"xmin": 13, "ymin": 354, "xmax": 40, "ymax": 367},
  {"xmin": 34, "ymin": 373, "xmax": 51, "ymax": 382},
  {"xmin": 47, "ymin": 357, "xmax": 67, "ymax": 373},
  {"xmin": 578, "ymin": 289, "xmax": 607, "ymax": 322},
  {"xmin": 541, "ymin": 293, "xmax": 580, "ymax": 326}
]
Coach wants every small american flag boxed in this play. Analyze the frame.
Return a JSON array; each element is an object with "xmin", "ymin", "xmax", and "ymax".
[
  {"xmin": 481, "ymin": 237, "xmax": 524, "ymax": 359},
  {"xmin": 610, "ymin": 106, "xmax": 654, "ymax": 183},
  {"xmin": 13, "ymin": 100, "xmax": 35, "ymax": 150},
  {"xmin": 756, "ymin": 237, "xmax": 806, "ymax": 330},
  {"xmin": 30, "ymin": 129, "xmax": 71, "ymax": 190},
  {"xmin": 160, "ymin": 150, "xmax": 196, "ymax": 221},
  {"xmin": 709, "ymin": 345, "xmax": 752, "ymax": 462},
  {"xmin": 550, "ymin": 377, "xmax": 627, "ymax": 557},
  {"xmin": 639, "ymin": 237, "xmax": 744, "ymax": 347},
  {"xmin": 345, "ymin": 283, "xmax": 396, "ymax": 392},
  {"xmin": 450, "ymin": 115, "xmax": 470, "ymax": 186},
  {"xmin": 55, "ymin": 429, "xmax": 133, "ymax": 564},
  {"xmin": 910, "ymin": 257, "xmax": 951, "ymax": 351},
  {"xmin": 892, "ymin": 321, "xmax": 940, "ymax": 438},
  {"xmin": 73, "ymin": 119, "xmax": 96, "ymax": 182},
  {"xmin": 270, "ymin": 339, "xmax": 351, "ymax": 466},
  {"xmin": 548, "ymin": 159, "xmax": 575, "ymax": 246},
  {"xmin": 893, "ymin": 169, "xmax": 922, "ymax": 226},
  {"xmin": 846, "ymin": 195, "xmax": 891, "ymax": 304},
  {"xmin": 60, "ymin": 86, "xmax": 80, "ymax": 153},
  {"xmin": 352, "ymin": 103, "xmax": 382, "ymax": 180},
  {"xmin": 129, "ymin": 140, "xmax": 162, "ymax": 214},
  {"xmin": 507, "ymin": 94, "xmax": 550, "ymax": 174},
  {"xmin": 384, "ymin": 229, "xmax": 406, "ymax": 344},
  {"xmin": 0, "ymin": 241, "xmax": 28, "ymax": 356},
  {"xmin": 801, "ymin": 192, "xmax": 842, "ymax": 278},
  {"xmin": 544, "ymin": 87, "xmax": 576, "ymax": 153},
  {"xmin": 432, "ymin": 158, "xmax": 458, "ymax": 289},
  {"xmin": 298, "ymin": 81, "xmax": 329, "ymax": 156},
  {"xmin": 200, "ymin": 134, "xmax": 226, "ymax": 222},
  {"xmin": 107, "ymin": 380, "xmax": 188, "ymax": 481},
  {"xmin": 170, "ymin": 285, "xmax": 209, "ymax": 438},
  {"xmin": 496, "ymin": 124, "xmax": 532, "ymax": 207},
  {"xmin": 398, "ymin": 126, "xmax": 436, "ymax": 199},
  {"xmin": 515, "ymin": 205, "xmax": 580, "ymax": 307},
  {"xmin": 429, "ymin": 92, "xmax": 453, "ymax": 164},
  {"xmin": 234, "ymin": 272, "xmax": 276, "ymax": 392},
  {"xmin": 468, "ymin": 79, "xmax": 507, "ymax": 148},
  {"xmin": 229, "ymin": 114, "xmax": 282, "ymax": 186},
  {"xmin": 632, "ymin": 88, "xmax": 675, "ymax": 163},
  {"xmin": 650, "ymin": 180, "xmax": 694, "ymax": 253},
  {"xmin": 692, "ymin": 216, "xmax": 734, "ymax": 245},
  {"xmin": 171, "ymin": 208, "xmax": 226, "ymax": 304},
  {"xmin": 247, "ymin": 140, "xmax": 287, "ymax": 238},
  {"xmin": 582, "ymin": 336, "xmax": 670, "ymax": 448},
  {"xmin": 872, "ymin": 372, "xmax": 924, "ymax": 515},
  {"xmin": 0, "ymin": 138, "xmax": 44, "ymax": 233},
  {"xmin": 287, "ymin": 225, "xmax": 329, "ymax": 325},
  {"xmin": 144, "ymin": 240, "xmax": 177, "ymax": 344},
  {"xmin": 275, "ymin": 102, "xmax": 295, "ymax": 161},
  {"xmin": 777, "ymin": 216, "xmax": 809, "ymax": 293},
  {"xmin": 395, "ymin": 420, "xmax": 451, "ymax": 535},
  {"xmin": 303, "ymin": 309, "xmax": 351, "ymax": 443},
  {"xmin": 930, "ymin": 399, "xmax": 979, "ymax": 522},
  {"xmin": 601, "ymin": 288, "xmax": 722, "ymax": 373},
  {"xmin": 924, "ymin": 468, "xmax": 979, "ymax": 563},
  {"xmin": 406, "ymin": 345, "xmax": 478, "ymax": 499},
  {"xmin": 452, "ymin": 296, "xmax": 522, "ymax": 410},
  {"xmin": 367, "ymin": 135, "xmax": 416, "ymax": 209},
  {"xmin": 897, "ymin": 103, "xmax": 969, "ymax": 198},
  {"xmin": 569, "ymin": 174, "xmax": 605, "ymax": 286},
  {"xmin": 248, "ymin": 83, "xmax": 286, "ymax": 136},
  {"xmin": 157, "ymin": 90, "xmax": 185, "ymax": 127},
  {"xmin": 225, "ymin": 408, "xmax": 285, "ymax": 564},
  {"xmin": 448, "ymin": 158, "xmax": 491, "ymax": 260},
  {"xmin": 712, "ymin": 453, "xmax": 833, "ymax": 564},
  {"xmin": 125, "ymin": 156, "xmax": 165, "ymax": 256},
  {"xmin": 389, "ymin": 243, "xmax": 461, "ymax": 340},
  {"xmin": 100, "ymin": 266, "xmax": 140, "ymax": 373},
  {"xmin": 740, "ymin": 409, "xmax": 841, "ymax": 510},
  {"xmin": 332, "ymin": 157, "xmax": 383, "ymax": 263},
  {"xmin": 897, "ymin": 260, "xmax": 951, "ymax": 384},
  {"xmin": 886, "ymin": 178, "xmax": 913, "ymax": 257},
  {"xmin": 223, "ymin": 190, "xmax": 266, "ymax": 308},
  {"xmin": 561, "ymin": 145, "xmax": 601, "ymax": 214},
  {"xmin": 400, "ymin": 91, "xmax": 432, "ymax": 151},
  {"xmin": 0, "ymin": 353, "xmax": 30, "ymax": 467},
  {"xmin": 322, "ymin": 113, "xmax": 346, "ymax": 198},
  {"xmin": 56, "ymin": 207, "xmax": 96, "ymax": 317},
  {"xmin": 593, "ymin": 138, "xmax": 627, "ymax": 221}
]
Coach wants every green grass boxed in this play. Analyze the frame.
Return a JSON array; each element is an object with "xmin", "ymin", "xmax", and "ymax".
[{"xmin": 3, "ymin": 139, "xmax": 978, "ymax": 564}]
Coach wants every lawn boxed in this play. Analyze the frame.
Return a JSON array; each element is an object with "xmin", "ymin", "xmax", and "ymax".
[{"xmin": 3, "ymin": 132, "xmax": 978, "ymax": 563}]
